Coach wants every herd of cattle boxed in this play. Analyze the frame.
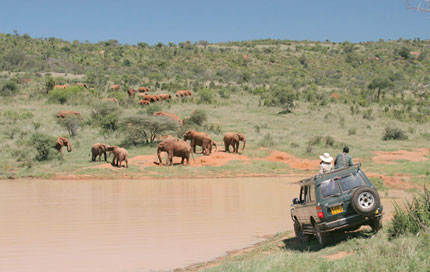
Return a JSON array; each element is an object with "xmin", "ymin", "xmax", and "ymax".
[{"xmin": 52, "ymin": 83, "xmax": 245, "ymax": 168}]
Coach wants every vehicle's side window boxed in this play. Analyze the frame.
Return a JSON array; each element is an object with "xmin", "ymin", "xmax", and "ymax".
[
  {"xmin": 338, "ymin": 174, "xmax": 363, "ymax": 192},
  {"xmin": 320, "ymin": 179, "xmax": 340, "ymax": 198},
  {"xmin": 299, "ymin": 187, "xmax": 305, "ymax": 202},
  {"xmin": 309, "ymin": 185, "xmax": 316, "ymax": 203}
]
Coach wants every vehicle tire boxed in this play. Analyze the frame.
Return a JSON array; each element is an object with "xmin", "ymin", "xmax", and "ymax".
[
  {"xmin": 369, "ymin": 217, "xmax": 382, "ymax": 233},
  {"xmin": 294, "ymin": 220, "xmax": 310, "ymax": 242},
  {"xmin": 351, "ymin": 186, "xmax": 380, "ymax": 216},
  {"xmin": 316, "ymin": 229, "xmax": 328, "ymax": 247}
]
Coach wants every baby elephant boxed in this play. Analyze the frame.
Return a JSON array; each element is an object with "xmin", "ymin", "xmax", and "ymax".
[
  {"xmin": 157, "ymin": 139, "xmax": 192, "ymax": 166},
  {"xmin": 106, "ymin": 146, "xmax": 129, "ymax": 168},
  {"xmin": 91, "ymin": 143, "xmax": 110, "ymax": 162}
]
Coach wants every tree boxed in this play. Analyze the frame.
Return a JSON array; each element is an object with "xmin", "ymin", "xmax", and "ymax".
[
  {"xmin": 121, "ymin": 115, "xmax": 178, "ymax": 145},
  {"xmin": 57, "ymin": 115, "xmax": 81, "ymax": 136},
  {"xmin": 368, "ymin": 78, "xmax": 393, "ymax": 102}
]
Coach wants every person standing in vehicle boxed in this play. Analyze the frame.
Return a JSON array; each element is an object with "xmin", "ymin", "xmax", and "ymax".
[
  {"xmin": 319, "ymin": 153, "xmax": 333, "ymax": 174},
  {"xmin": 334, "ymin": 146, "xmax": 353, "ymax": 169}
]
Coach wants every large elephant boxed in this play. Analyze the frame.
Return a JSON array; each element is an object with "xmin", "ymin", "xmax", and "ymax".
[
  {"xmin": 183, "ymin": 130, "xmax": 217, "ymax": 155},
  {"xmin": 106, "ymin": 146, "xmax": 128, "ymax": 168},
  {"xmin": 55, "ymin": 137, "xmax": 72, "ymax": 153},
  {"xmin": 91, "ymin": 143, "xmax": 110, "ymax": 162},
  {"xmin": 138, "ymin": 94, "xmax": 159, "ymax": 102},
  {"xmin": 57, "ymin": 111, "xmax": 82, "ymax": 119},
  {"xmin": 157, "ymin": 139, "xmax": 192, "ymax": 166},
  {"xmin": 223, "ymin": 132, "xmax": 246, "ymax": 153}
]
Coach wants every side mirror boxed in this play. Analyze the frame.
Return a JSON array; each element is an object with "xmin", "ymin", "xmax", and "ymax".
[{"xmin": 292, "ymin": 198, "xmax": 299, "ymax": 205}]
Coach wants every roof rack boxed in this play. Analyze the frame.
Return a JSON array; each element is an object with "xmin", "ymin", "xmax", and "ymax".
[{"xmin": 297, "ymin": 162, "xmax": 361, "ymax": 186}]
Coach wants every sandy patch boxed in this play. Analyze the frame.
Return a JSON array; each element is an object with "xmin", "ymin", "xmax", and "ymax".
[
  {"xmin": 260, "ymin": 150, "xmax": 320, "ymax": 170},
  {"xmin": 323, "ymin": 251, "xmax": 353, "ymax": 260},
  {"xmin": 367, "ymin": 173, "xmax": 416, "ymax": 189},
  {"xmin": 372, "ymin": 148, "xmax": 430, "ymax": 164}
]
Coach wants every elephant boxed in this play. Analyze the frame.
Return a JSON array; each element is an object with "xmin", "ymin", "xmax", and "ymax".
[
  {"xmin": 55, "ymin": 137, "xmax": 72, "ymax": 153},
  {"xmin": 138, "ymin": 94, "xmax": 159, "ymax": 102},
  {"xmin": 175, "ymin": 90, "xmax": 192, "ymax": 97},
  {"xmin": 91, "ymin": 143, "xmax": 110, "ymax": 162},
  {"xmin": 106, "ymin": 146, "xmax": 128, "ymax": 168},
  {"xmin": 137, "ymin": 87, "xmax": 150, "ymax": 92},
  {"xmin": 223, "ymin": 132, "xmax": 246, "ymax": 153},
  {"xmin": 183, "ymin": 130, "xmax": 217, "ymax": 155},
  {"xmin": 153, "ymin": 112, "xmax": 183, "ymax": 126},
  {"xmin": 57, "ymin": 111, "xmax": 82, "ymax": 119},
  {"xmin": 157, "ymin": 139, "xmax": 192, "ymax": 166},
  {"xmin": 76, "ymin": 83, "xmax": 88, "ymax": 88},
  {"xmin": 139, "ymin": 99, "xmax": 151, "ymax": 105},
  {"xmin": 103, "ymin": 97, "xmax": 119, "ymax": 104},
  {"xmin": 54, "ymin": 84, "xmax": 70, "ymax": 89},
  {"xmin": 157, "ymin": 94, "xmax": 171, "ymax": 101},
  {"xmin": 128, "ymin": 89, "xmax": 137, "ymax": 97},
  {"xmin": 111, "ymin": 84, "xmax": 121, "ymax": 90}
]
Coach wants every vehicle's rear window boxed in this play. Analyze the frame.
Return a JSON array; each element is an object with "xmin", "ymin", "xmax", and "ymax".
[
  {"xmin": 320, "ymin": 179, "xmax": 340, "ymax": 198},
  {"xmin": 338, "ymin": 174, "xmax": 363, "ymax": 192}
]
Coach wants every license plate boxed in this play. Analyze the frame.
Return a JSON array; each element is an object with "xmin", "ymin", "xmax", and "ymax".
[{"xmin": 331, "ymin": 205, "xmax": 343, "ymax": 215}]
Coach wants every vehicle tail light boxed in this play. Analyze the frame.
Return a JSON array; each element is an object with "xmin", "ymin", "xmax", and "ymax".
[{"xmin": 317, "ymin": 205, "xmax": 324, "ymax": 219}]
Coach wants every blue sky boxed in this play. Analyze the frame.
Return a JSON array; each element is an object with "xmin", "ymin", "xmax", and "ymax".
[{"xmin": 1, "ymin": 0, "xmax": 429, "ymax": 45}]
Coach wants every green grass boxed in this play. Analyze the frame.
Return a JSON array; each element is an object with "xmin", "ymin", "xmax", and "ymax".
[{"xmin": 201, "ymin": 230, "xmax": 430, "ymax": 272}]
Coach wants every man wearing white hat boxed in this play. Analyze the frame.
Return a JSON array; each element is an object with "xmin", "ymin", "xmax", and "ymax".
[{"xmin": 319, "ymin": 152, "xmax": 333, "ymax": 174}]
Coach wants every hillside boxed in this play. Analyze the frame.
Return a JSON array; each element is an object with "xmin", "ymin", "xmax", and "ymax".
[{"xmin": 0, "ymin": 33, "xmax": 429, "ymax": 181}]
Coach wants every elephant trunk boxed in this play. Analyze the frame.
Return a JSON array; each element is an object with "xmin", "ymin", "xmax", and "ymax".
[
  {"xmin": 242, "ymin": 138, "xmax": 246, "ymax": 150},
  {"xmin": 67, "ymin": 144, "xmax": 72, "ymax": 152}
]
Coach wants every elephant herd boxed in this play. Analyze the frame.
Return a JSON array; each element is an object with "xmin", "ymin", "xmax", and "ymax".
[
  {"xmin": 55, "ymin": 131, "xmax": 246, "ymax": 168},
  {"xmin": 123, "ymin": 85, "xmax": 192, "ymax": 106},
  {"xmin": 156, "ymin": 130, "xmax": 246, "ymax": 166}
]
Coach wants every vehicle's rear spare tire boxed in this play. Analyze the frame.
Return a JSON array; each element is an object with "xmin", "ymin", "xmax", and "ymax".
[
  {"xmin": 351, "ymin": 186, "xmax": 380, "ymax": 215},
  {"xmin": 294, "ymin": 220, "xmax": 310, "ymax": 242}
]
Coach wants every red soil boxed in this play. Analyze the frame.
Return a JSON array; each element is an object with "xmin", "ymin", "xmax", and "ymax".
[
  {"xmin": 372, "ymin": 148, "xmax": 429, "ymax": 164},
  {"xmin": 260, "ymin": 150, "xmax": 320, "ymax": 170}
]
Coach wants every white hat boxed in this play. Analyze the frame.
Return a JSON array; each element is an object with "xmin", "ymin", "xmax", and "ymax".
[{"xmin": 320, "ymin": 153, "xmax": 333, "ymax": 163}]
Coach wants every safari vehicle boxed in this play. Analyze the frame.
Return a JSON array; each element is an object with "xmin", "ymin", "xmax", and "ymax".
[{"xmin": 290, "ymin": 163, "xmax": 383, "ymax": 246}]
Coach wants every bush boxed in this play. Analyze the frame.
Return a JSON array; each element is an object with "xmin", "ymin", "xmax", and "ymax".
[
  {"xmin": 1, "ymin": 80, "xmax": 18, "ymax": 96},
  {"xmin": 146, "ymin": 103, "xmax": 162, "ymax": 115},
  {"xmin": 91, "ymin": 102, "xmax": 121, "ymax": 134},
  {"xmin": 120, "ymin": 115, "xmax": 178, "ymax": 145},
  {"xmin": 57, "ymin": 115, "xmax": 81, "ymax": 136},
  {"xmin": 198, "ymin": 88, "xmax": 216, "ymax": 104},
  {"xmin": 382, "ymin": 127, "xmax": 408, "ymax": 141},
  {"xmin": 29, "ymin": 133, "xmax": 56, "ymax": 161},
  {"xmin": 186, "ymin": 109, "xmax": 207, "ymax": 126},
  {"xmin": 48, "ymin": 86, "xmax": 84, "ymax": 104},
  {"xmin": 389, "ymin": 187, "xmax": 430, "ymax": 237}
]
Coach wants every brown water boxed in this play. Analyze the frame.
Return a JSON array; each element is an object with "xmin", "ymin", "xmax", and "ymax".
[{"xmin": 0, "ymin": 177, "xmax": 300, "ymax": 272}]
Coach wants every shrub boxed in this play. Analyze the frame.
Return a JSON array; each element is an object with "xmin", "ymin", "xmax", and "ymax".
[
  {"xmin": 389, "ymin": 187, "xmax": 430, "ymax": 237},
  {"xmin": 382, "ymin": 127, "xmax": 408, "ymax": 141},
  {"xmin": 120, "ymin": 115, "xmax": 178, "ymax": 145},
  {"xmin": 198, "ymin": 88, "xmax": 216, "ymax": 104},
  {"xmin": 186, "ymin": 109, "xmax": 207, "ymax": 126},
  {"xmin": 29, "ymin": 133, "xmax": 56, "ymax": 161},
  {"xmin": 348, "ymin": 128, "xmax": 357, "ymax": 135},
  {"xmin": 259, "ymin": 133, "xmax": 275, "ymax": 147},
  {"xmin": 146, "ymin": 103, "xmax": 162, "ymax": 115},
  {"xmin": 48, "ymin": 86, "xmax": 84, "ymax": 104},
  {"xmin": 57, "ymin": 115, "xmax": 81, "ymax": 136},
  {"xmin": 91, "ymin": 102, "xmax": 121, "ymax": 134},
  {"xmin": 1, "ymin": 80, "xmax": 18, "ymax": 96}
]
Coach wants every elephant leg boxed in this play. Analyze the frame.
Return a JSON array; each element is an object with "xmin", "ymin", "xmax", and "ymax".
[
  {"xmin": 180, "ymin": 157, "xmax": 185, "ymax": 165},
  {"xmin": 125, "ymin": 158, "xmax": 128, "ymax": 168},
  {"xmin": 235, "ymin": 142, "xmax": 239, "ymax": 153},
  {"xmin": 225, "ymin": 143, "xmax": 229, "ymax": 152},
  {"xmin": 103, "ymin": 152, "xmax": 107, "ymax": 162},
  {"xmin": 167, "ymin": 151, "xmax": 173, "ymax": 166}
]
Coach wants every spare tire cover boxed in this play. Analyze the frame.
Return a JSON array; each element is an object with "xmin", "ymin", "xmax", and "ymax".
[{"xmin": 351, "ymin": 186, "xmax": 380, "ymax": 215}]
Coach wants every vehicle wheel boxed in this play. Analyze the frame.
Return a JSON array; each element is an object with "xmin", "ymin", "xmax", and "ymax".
[
  {"xmin": 316, "ymin": 229, "xmax": 329, "ymax": 246},
  {"xmin": 294, "ymin": 220, "xmax": 310, "ymax": 242},
  {"xmin": 351, "ymin": 186, "xmax": 380, "ymax": 216},
  {"xmin": 369, "ymin": 217, "xmax": 382, "ymax": 233}
]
